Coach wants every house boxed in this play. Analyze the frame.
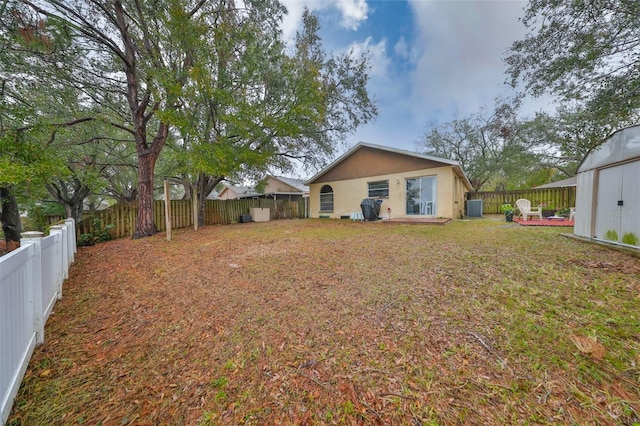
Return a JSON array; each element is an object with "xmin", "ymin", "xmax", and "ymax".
[
  {"xmin": 574, "ymin": 125, "xmax": 640, "ymax": 249},
  {"xmin": 217, "ymin": 185, "xmax": 254, "ymax": 200},
  {"xmin": 305, "ymin": 142, "xmax": 473, "ymax": 219},
  {"xmin": 217, "ymin": 176, "xmax": 309, "ymax": 201}
]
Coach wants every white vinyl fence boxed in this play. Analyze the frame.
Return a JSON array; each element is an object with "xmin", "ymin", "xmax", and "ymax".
[{"xmin": 1, "ymin": 219, "xmax": 76, "ymax": 425}]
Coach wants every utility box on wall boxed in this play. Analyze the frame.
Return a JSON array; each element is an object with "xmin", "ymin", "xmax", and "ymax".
[{"xmin": 250, "ymin": 207, "xmax": 270, "ymax": 222}]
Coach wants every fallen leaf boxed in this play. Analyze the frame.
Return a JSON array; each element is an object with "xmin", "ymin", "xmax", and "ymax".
[{"xmin": 570, "ymin": 335, "xmax": 606, "ymax": 361}]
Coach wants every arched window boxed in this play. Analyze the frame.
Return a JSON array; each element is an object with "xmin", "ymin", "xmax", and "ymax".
[{"xmin": 320, "ymin": 185, "xmax": 334, "ymax": 212}]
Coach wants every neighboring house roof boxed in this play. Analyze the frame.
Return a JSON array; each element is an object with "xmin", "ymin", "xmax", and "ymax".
[
  {"xmin": 305, "ymin": 142, "xmax": 473, "ymax": 191},
  {"xmin": 533, "ymin": 176, "xmax": 577, "ymax": 189},
  {"xmin": 270, "ymin": 176, "xmax": 309, "ymax": 193},
  {"xmin": 219, "ymin": 176, "xmax": 309, "ymax": 199},
  {"xmin": 218, "ymin": 185, "xmax": 253, "ymax": 199}
]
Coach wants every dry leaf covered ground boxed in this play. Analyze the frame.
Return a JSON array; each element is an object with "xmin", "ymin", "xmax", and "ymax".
[{"xmin": 7, "ymin": 218, "xmax": 640, "ymax": 425}]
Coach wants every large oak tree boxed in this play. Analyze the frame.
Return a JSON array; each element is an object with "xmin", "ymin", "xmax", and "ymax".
[
  {"xmin": 9, "ymin": 0, "xmax": 236, "ymax": 238},
  {"xmin": 167, "ymin": 7, "xmax": 377, "ymax": 225}
]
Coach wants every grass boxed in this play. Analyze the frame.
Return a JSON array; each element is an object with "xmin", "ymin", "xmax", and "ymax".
[{"xmin": 7, "ymin": 217, "xmax": 640, "ymax": 425}]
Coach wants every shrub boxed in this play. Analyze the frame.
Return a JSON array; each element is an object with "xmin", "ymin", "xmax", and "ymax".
[
  {"xmin": 78, "ymin": 219, "xmax": 114, "ymax": 246},
  {"xmin": 621, "ymin": 233, "xmax": 638, "ymax": 246}
]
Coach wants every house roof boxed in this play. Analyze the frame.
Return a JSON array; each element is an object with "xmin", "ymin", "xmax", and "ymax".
[
  {"xmin": 219, "ymin": 185, "xmax": 253, "ymax": 197},
  {"xmin": 270, "ymin": 176, "xmax": 309, "ymax": 193},
  {"xmin": 220, "ymin": 176, "xmax": 309, "ymax": 199},
  {"xmin": 305, "ymin": 142, "xmax": 473, "ymax": 191},
  {"xmin": 533, "ymin": 176, "xmax": 577, "ymax": 189}
]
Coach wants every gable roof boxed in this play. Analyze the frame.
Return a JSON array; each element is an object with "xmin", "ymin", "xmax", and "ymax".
[
  {"xmin": 218, "ymin": 185, "xmax": 253, "ymax": 198},
  {"xmin": 305, "ymin": 142, "xmax": 473, "ymax": 191},
  {"xmin": 219, "ymin": 176, "xmax": 309, "ymax": 199},
  {"xmin": 270, "ymin": 176, "xmax": 309, "ymax": 193}
]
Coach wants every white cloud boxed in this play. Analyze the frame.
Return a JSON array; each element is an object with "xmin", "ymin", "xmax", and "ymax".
[
  {"xmin": 334, "ymin": 0, "xmax": 369, "ymax": 30},
  {"xmin": 280, "ymin": 0, "xmax": 370, "ymax": 43},
  {"xmin": 348, "ymin": 36, "xmax": 390, "ymax": 79},
  {"xmin": 406, "ymin": 0, "xmax": 528, "ymax": 123},
  {"xmin": 394, "ymin": 36, "xmax": 409, "ymax": 59}
]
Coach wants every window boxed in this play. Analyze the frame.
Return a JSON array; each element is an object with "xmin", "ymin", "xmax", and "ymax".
[
  {"xmin": 368, "ymin": 180, "xmax": 389, "ymax": 198},
  {"xmin": 320, "ymin": 185, "xmax": 334, "ymax": 212}
]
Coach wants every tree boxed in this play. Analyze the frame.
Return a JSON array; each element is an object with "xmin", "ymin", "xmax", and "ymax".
[
  {"xmin": 168, "ymin": 7, "xmax": 377, "ymax": 225},
  {"xmin": 418, "ymin": 100, "xmax": 541, "ymax": 191},
  {"xmin": 506, "ymin": 1, "xmax": 640, "ymax": 122},
  {"xmin": 525, "ymin": 105, "xmax": 639, "ymax": 178},
  {"xmin": 8, "ymin": 0, "xmax": 232, "ymax": 238},
  {"xmin": 0, "ymin": 88, "xmax": 68, "ymax": 246}
]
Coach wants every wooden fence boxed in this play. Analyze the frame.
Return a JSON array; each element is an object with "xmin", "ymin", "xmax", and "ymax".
[
  {"xmin": 76, "ymin": 198, "xmax": 309, "ymax": 239},
  {"xmin": 466, "ymin": 187, "xmax": 577, "ymax": 215}
]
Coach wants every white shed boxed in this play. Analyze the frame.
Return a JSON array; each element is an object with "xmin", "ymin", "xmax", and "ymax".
[{"xmin": 575, "ymin": 125, "xmax": 640, "ymax": 248}]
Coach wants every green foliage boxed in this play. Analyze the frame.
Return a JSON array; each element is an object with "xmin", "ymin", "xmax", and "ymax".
[
  {"xmin": 501, "ymin": 204, "xmax": 514, "ymax": 214},
  {"xmin": 621, "ymin": 233, "xmax": 638, "ymax": 246},
  {"xmin": 23, "ymin": 202, "xmax": 65, "ymax": 232},
  {"xmin": 507, "ymin": 2, "xmax": 640, "ymax": 129},
  {"xmin": 604, "ymin": 230, "xmax": 618, "ymax": 242},
  {"xmin": 77, "ymin": 219, "xmax": 114, "ymax": 247},
  {"xmin": 539, "ymin": 202, "xmax": 556, "ymax": 210}
]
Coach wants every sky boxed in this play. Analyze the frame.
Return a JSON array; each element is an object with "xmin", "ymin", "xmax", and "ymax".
[{"xmin": 278, "ymin": 0, "xmax": 544, "ymax": 162}]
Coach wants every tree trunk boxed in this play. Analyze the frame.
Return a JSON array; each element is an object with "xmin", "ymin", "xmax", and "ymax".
[
  {"xmin": 0, "ymin": 186, "xmax": 22, "ymax": 246},
  {"xmin": 197, "ymin": 173, "xmax": 224, "ymax": 227},
  {"xmin": 133, "ymin": 150, "xmax": 158, "ymax": 238}
]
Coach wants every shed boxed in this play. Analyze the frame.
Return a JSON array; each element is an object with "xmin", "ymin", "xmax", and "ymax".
[{"xmin": 575, "ymin": 125, "xmax": 640, "ymax": 248}]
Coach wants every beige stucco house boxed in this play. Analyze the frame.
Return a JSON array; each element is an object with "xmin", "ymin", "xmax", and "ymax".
[{"xmin": 305, "ymin": 143, "xmax": 473, "ymax": 219}]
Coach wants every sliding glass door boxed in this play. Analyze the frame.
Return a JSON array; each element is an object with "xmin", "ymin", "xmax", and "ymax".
[{"xmin": 406, "ymin": 176, "xmax": 436, "ymax": 216}]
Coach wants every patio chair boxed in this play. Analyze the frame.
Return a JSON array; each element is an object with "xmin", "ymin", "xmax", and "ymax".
[{"xmin": 515, "ymin": 198, "xmax": 543, "ymax": 221}]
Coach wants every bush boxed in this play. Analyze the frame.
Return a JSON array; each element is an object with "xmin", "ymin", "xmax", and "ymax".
[{"xmin": 78, "ymin": 219, "xmax": 114, "ymax": 246}]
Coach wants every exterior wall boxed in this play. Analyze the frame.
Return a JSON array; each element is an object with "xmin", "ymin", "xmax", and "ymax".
[
  {"xmin": 309, "ymin": 166, "xmax": 461, "ymax": 219},
  {"xmin": 452, "ymin": 174, "xmax": 467, "ymax": 219},
  {"xmin": 574, "ymin": 170, "xmax": 595, "ymax": 238},
  {"xmin": 264, "ymin": 177, "xmax": 298, "ymax": 193},
  {"xmin": 218, "ymin": 188, "xmax": 239, "ymax": 200}
]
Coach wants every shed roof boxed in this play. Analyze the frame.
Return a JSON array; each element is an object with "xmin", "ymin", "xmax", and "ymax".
[
  {"xmin": 305, "ymin": 142, "xmax": 473, "ymax": 191},
  {"xmin": 578, "ymin": 124, "xmax": 640, "ymax": 173}
]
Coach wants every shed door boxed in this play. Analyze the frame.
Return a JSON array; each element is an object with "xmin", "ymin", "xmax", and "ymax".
[
  {"xmin": 620, "ymin": 161, "xmax": 640, "ymax": 246},
  {"xmin": 595, "ymin": 160, "xmax": 640, "ymax": 246}
]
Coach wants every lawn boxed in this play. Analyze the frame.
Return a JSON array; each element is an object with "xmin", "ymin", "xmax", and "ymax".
[{"xmin": 7, "ymin": 218, "xmax": 640, "ymax": 425}]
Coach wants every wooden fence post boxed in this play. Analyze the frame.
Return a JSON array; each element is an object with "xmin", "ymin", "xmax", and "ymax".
[
  {"xmin": 164, "ymin": 180, "xmax": 172, "ymax": 241},
  {"xmin": 193, "ymin": 187, "xmax": 198, "ymax": 231}
]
